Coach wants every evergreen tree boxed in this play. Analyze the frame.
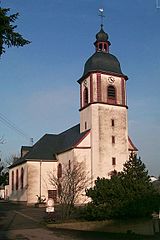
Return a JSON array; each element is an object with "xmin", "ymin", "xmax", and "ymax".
[
  {"xmin": 85, "ymin": 154, "xmax": 160, "ymax": 220},
  {"xmin": 119, "ymin": 154, "xmax": 159, "ymax": 217},
  {"xmin": 0, "ymin": 7, "xmax": 30, "ymax": 56}
]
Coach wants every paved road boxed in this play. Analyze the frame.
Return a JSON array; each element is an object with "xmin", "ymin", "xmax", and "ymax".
[
  {"xmin": 0, "ymin": 201, "xmax": 159, "ymax": 240},
  {"xmin": 0, "ymin": 201, "xmax": 78, "ymax": 240}
]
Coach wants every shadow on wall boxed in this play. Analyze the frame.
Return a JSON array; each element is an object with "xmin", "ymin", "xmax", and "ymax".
[
  {"xmin": 27, "ymin": 164, "xmax": 40, "ymax": 204},
  {"xmin": 9, "ymin": 165, "xmax": 38, "ymax": 203}
]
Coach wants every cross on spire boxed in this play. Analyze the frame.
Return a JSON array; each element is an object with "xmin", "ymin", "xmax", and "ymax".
[{"xmin": 98, "ymin": 8, "xmax": 105, "ymax": 26}]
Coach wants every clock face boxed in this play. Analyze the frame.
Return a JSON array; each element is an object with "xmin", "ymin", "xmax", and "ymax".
[{"xmin": 108, "ymin": 76, "xmax": 115, "ymax": 84}]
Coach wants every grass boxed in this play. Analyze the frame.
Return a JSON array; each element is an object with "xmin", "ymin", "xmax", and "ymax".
[{"xmin": 47, "ymin": 218, "xmax": 160, "ymax": 239}]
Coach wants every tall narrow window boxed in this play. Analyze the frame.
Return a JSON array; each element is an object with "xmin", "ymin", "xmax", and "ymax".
[
  {"xmin": 112, "ymin": 157, "xmax": 116, "ymax": 166},
  {"xmin": 57, "ymin": 163, "xmax": 62, "ymax": 179},
  {"xmin": 12, "ymin": 171, "xmax": 14, "ymax": 191},
  {"xmin": 111, "ymin": 119, "xmax": 115, "ymax": 127},
  {"xmin": 21, "ymin": 168, "xmax": 24, "ymax": 189},
  {"xmin": 85, "ymin": 121, "xmax": 87, "ymax": 130},
  {"xmin": 83, "ymin": 87, "xmax": 88, "ymax": 106},
  {"xmin": 108, "ymin": 86, "xmax": 116, "ymax": 99},
  {"xmin": 112, "ymin": 136, "xmax": 115, "ymax": 144},
  {"xmin": 16, "ymin": 169, "xmax": 19, "ymax": 190},
  {"xmin": 68, "ymin": 160, "xmax": 71, "ymax": 170}
]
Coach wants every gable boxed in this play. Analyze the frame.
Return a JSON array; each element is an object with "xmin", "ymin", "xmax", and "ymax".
[
  {"xmin": 75, "ymin": 130, "xmax": 91, "ymax": 148},
  {"xmin": 128, "ymin": 136, "xmax": 138, "ymax": 151}
]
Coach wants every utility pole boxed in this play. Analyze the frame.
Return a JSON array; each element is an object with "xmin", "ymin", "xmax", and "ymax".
[{"xmin": 39, "ymin": 160, "xmax": 42, "ymax": 202}]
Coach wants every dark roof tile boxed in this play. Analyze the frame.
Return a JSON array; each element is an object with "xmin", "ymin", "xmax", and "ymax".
[{"xmin": 9, "ymin": 124, "xmax": 89, "ymax": 168}]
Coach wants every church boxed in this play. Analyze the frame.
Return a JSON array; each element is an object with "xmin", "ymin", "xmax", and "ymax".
[{"xmin": 8, "ymin": 22, "xmax": 138, "ymax": 205}]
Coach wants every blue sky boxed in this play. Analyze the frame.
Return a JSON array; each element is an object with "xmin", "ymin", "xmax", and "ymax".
[{"xmin": 0, "ymin": 0, "xmax": 160, "ymax": 176}]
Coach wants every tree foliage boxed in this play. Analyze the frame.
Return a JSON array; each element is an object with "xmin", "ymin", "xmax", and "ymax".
[
  {"xmin": 49, "ymin": 160, "xmax": 90, "ymax": 220},
  {"xmin": 0, "ymin": 7, "xmax": 30, "ymax": 56},
  {"xmin": 0, "ymin": 160, "xmax": 9, "ymax": 186},
  {"xmin": 85, "ymin": 154, "xmax": 160, "ymax": 220}
]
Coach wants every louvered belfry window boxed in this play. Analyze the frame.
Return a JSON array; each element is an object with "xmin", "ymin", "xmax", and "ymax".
[{"xmin": 108, "ymin": 86, "xmax": 116, "ymax": 99}]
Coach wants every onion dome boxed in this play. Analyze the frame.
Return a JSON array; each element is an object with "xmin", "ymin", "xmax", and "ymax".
[
  {"xmin": 96, "ymin": 24, "xmax": 109, "ymax": 42},
  {"xmin": 78, "ymin": 25, "xmax": 128, "ymax": 83},
  {"xmin": 83, "ymin": 52, "xmax": 123, "ymax": 76}
]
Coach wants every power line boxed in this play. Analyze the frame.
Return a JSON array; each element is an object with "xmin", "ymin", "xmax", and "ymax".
[
  {"xmin": 0, "ymin": 112, "xmax": 32, "ymax": 142},
  {"xmin": 156, "ymin": 0, "xmax": 160, "ymax": 8}
]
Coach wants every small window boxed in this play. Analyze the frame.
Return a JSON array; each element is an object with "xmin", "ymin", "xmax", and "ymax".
[
  {"xmin": 85, "ymin": 121, "xmax": 87, "ymax": 130},
  {"xmin": 108, "ymin": 86, "xmax": 116, "ymax": 99},
  {"xmin": 111, "ymin": 119, "xmax": 115, "ymax": 127},
  {"xmin": 112, "ymin": 157, "xmax": 116, "ymax": 166},
  {"xmin": 83, "ymin": 87, "xmax": 88, "ymax": 106},
  {"xmin": 57, "ymin": 163, "xmax": 62, "ymax": 179},
  {"xmin": 112, "ymin": 136, "xmax": 115, "ymax": 144}
]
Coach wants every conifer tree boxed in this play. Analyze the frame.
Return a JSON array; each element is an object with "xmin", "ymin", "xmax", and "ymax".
[
  {"xmin": 85, "ymin": 154, "xmax": 160, "ymax": 219},
  {"xmin": 0, "ymin": 7, "xmax": 30, "ymax": 56},
  {"xmin": 119, "ymin": 154, "xmax": 158, "ymax": 217}
]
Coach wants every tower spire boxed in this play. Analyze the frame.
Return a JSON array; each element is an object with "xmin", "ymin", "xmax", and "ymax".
[
  {"xmin": 94, "ymin": 9, "xmax": 110, "ymax": 53},
  {"xmin": 98, "ymin": 8, "xmax": 105, "ymax": 27}
]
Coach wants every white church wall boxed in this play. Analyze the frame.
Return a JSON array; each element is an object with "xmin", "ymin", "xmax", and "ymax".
[
  {"xmin": 9, "ymin": 163, "xmax": 28, "ymax": 202},
  {"xmin": 27, "ymin": 161, "xmax": 57, "ymax": 204},
  {"xmin": 57, "ymin": 149, "xmax": 74, "ymax": 166},
  {"xmin": 73, "ymin": 147, "xmax": 91, "ymax": 203},
  {"xmin": 90, "ymin": 103, "xmax": 128, "ymax": 181},
  {"xmin": 73, "ymin": 148, "xmax": 91, "ymax": 182},
  {"xmin": 57, "ymin": 146, "xmax": 91, "ymax": 204},
  {"xmin": 80, "ymin": 105, "xmax": 92, "ymax": 133},
  {"xmin": 76, "ymin": 131, "xmax": 90, "ymax": 148}
]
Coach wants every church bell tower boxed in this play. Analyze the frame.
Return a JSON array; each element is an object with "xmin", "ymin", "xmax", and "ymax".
[{"xmin": 78, "ymin": 23, "xmax": 129, "ymax": 180}]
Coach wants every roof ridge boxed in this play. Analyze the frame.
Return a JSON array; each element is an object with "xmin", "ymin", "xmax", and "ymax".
[{"xmin": 59, "ymin": 123, "xmax": 80, "ymax": 136}]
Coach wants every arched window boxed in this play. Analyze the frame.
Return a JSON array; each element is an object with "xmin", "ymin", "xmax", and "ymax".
[
  {"xmin": 57, "ymin": 163, "xmax": 62, "ymax": 179},
  {"xmin": 83, "ymin": 87, "xmax": 88, "ymax": 106},
  {"xmin": 16, "ymin": 169, "xmax": 19, "ymax": 190},
  {"xmin": 12, "ymin": 171, "xmax": 14, "ymax": 191},
  {"xmin": 21, "ymin": 168, "xmax": 24, "ymax": 189}
]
